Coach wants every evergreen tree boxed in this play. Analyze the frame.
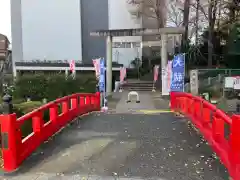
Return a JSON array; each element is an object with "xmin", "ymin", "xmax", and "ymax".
[{"xmin": 227, "ymin": 23, "xmax": 240, "ymax": 55}]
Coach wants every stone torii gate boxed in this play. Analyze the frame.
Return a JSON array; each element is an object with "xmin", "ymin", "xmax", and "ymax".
[{"xmin": 90, "ymin": 27, "xmax": 184, "ymax": 96}]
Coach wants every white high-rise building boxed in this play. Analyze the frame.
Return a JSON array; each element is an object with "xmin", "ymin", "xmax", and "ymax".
[
  {"xmin": 109, "ymin": 0, "xmax": 142, "ymax": 67},
  {"xmin": 10, "ymin": 0, "xmax": 143, "ymax": 67}
]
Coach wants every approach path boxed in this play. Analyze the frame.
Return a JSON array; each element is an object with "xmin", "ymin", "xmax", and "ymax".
[{"xmin": 4, "ymin": 92, "xmax": 228, "ymax": 180}]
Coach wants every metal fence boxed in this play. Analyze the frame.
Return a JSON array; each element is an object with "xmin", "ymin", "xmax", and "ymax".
[
  {"xmin": 185, "ymin": 69, "xmax": 240, "ymax": 94},
  {"xmin": 199, "ymin": 69, "xmax": 240, "ymax": 91},
  {"xmin": 184, "ymin": 69, "xmax": 240, "ymax": 113}
]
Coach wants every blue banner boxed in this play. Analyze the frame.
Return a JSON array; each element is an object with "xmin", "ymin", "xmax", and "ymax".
[
  {"xmin": 170, "ymin": 53, "xmax": 185, "ymax": 92},
  {"xmin": 99, "ymin": 58, "xmax": 105, "ymax": 92}
]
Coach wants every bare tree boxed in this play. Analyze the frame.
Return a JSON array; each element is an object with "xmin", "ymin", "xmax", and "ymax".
[
  {"xmin": 176, "ymin": 0, "xmax": 204, "ymax": 43},
  {"xmin": 181, "ymin": 0, "xmax": 190, "ymax": 53},
  {"xmin": 195, "ymin": 0, "xmax": 200, "ymax": 46},
  {"xmin": 189, "ymin": 0, "xmax": 219, "ymax": 67},
  {"xmin": 190, "ymin": 0, "xmax": 240, "ymax": 67},
  {"xmin": 217, "ymin": 0, "xmax": 240, "ymax": 31},
  {"xmin": 126, "ymin": 0, "xmax": 166, "ymax": 28},
  {"xmin": 127, "ymin": 0, "xmax": 201, "ymax": 50},
  {"xmin": 166, "ymin": 2, "xmax": 184, "ymax": 27},
  {"xmin": 207, "ymin": 0, "xmax": 217, "ymax": 67}
]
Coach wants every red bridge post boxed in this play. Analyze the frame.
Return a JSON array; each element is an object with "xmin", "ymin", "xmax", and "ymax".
[
  {"xmin": 1, "ymin": 113, "xmax": 18, "ymax": 172},
  {"xmin": 80, "ymin": 96, "xmax": 86, "ymax": 114},
  {"xmin": 95, "ymin": 92, "xmax": 100, "ymax": 110},
  {"xmin": 170, "ymin": 92, "xmax": 176, "ymax": 110},
  {"xmin": 0, "ymin": 94, "xmax": 20, "ymax": 172},
  {"xmin": 229, "ymin": 115, "xmax": 240, "ymax": 179},
  {"xmin": 0, "ymin": 92, "xmax": 102, "ymax": 172}
]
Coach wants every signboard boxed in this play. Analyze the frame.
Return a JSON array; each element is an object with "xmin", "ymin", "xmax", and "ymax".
[
  {"xmin": 170, "ymin": 53, "xmax": 185, "ymax": 92},
  {"xmin": 190, "ymin": 70, "xmax": 199, "ymax": 95},
  {"xmin": 224, "ymin": 77, "xmax": 235, "ymax": 88},
  {"xmin": 233, "ymin": 77, "xmax": 240, "ymax": 90},
  {"xmin": 224, "ymin": 76, "xmax": 240, "ymax": 89}
]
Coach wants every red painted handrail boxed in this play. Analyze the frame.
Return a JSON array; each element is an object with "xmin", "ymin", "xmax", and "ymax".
[
  {"xmin": 0, "ymin": 92, "xmax": 100, "ymax": 172},
  {"xmin": 170, "ymin": 92, "xmax": 240, "ymax": 179}
]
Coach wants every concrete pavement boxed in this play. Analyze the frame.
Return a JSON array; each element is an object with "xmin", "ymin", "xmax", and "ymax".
[{"xmin": 2, "ymin": 92, "xmax": 229, "ymax": 180}]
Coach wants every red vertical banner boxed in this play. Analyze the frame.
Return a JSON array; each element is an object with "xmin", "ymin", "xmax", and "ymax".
[
  {"xmin": 153, "ymin": 65, "xmax": 159, "ymax": 82},
  {"xmin": 167, "ymin": 61, "xmax": 172, "ymax": 93},
  {"xmin": 120, "ymin": 67, "xmax": 126, "ymax": 83},
  {"xmin": 69, "ymin": 60, "xmax": 75, "ymax": 73},
  {"xmin": 92, "ymin": 58, "xmax": 101, "ymax": 79}
]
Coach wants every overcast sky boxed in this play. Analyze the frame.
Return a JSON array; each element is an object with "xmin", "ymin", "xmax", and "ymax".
[{"xmin": 0, "ymin": 0, "xmax": 11, "ymax": 41}]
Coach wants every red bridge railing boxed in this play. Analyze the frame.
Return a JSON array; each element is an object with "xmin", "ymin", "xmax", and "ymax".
[
  {"xmin": 170, "ymin": 92, "xmax": 240, "ymax": 179},
  {"xmin": 0, "ymin": 92, "xmax": 100, "ymax": 172}
]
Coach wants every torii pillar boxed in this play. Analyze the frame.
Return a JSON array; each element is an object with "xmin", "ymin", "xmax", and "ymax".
[
  {"xmin": 161, "ymin": 33, "xmax": 168, "ymax": 95},
  {"xmin": 161, "ymin": 34, "xmax": 168, "ymax": 71},
  {"xmin": 106, "ymin": 35, "xmax": 113, "ymax": 95}
]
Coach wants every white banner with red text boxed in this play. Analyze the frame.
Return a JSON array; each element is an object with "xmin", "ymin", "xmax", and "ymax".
[{"xmin": 162, "ymin": 61, "xmax": 172, "ymax": 95}]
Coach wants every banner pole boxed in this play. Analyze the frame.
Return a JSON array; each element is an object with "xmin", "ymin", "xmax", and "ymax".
[
  {"xmin": 102, "ymin": 57, "xmax": 107, "ymax": 111},
  {"xmin": 103, "ymin": 74, "xmax": 106, "ymax": 108},
  {"xmin": 119, "ymin": 67, "xmax": 122, "ymax": 92},
  {"xmin": 183, "ymin": 53, "xmax": 186, "ymax": 92},
  {"xmin": 152, "ymin": 81, "xmax": 156, "ymax": 92},
  {"xmin": 100, "ymin": 92, "xmax": 103, "ymax": 107},
  {"xmin": 102, "ymin": 58, "xmax": 105, "ymax": 108}
]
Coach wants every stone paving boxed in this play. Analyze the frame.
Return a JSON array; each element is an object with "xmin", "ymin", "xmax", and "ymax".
[
  {"xmin": 115, "ymin": 92, "xmax": 156, "ymax": 113},
  {"xmin": 2, "ymin": 92, "xmax": 229, "ymax": 180}
]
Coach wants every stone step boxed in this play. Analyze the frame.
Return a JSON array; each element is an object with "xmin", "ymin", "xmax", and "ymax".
[
  {"xmin": 121, "ymin": 80, "xmax": 155, "ymax": 91},
  {"xmin": 122, "ymin": 87, "xmax": 154, "ymax": 91},
  {"xmin": 122, "ymin": 84, "xmax": 153, "ymax": 88}
]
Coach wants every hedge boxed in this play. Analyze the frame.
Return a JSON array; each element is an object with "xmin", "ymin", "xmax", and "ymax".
[
  {"xmin": 1, "ymin": 74, "xmax": 97, "ymax": 138},
  {"xmin": 14, "ymin": 101, "xmax": 44, "ymax": 137},
  {"xmin": 12, "ymin": 74, "xmax": 97, "ymax": 101}
]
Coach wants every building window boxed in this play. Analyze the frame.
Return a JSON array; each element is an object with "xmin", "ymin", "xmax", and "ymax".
[
  {"xmin": 132, "ymin": 42, "xmax": 141, "ymax": 48},
  {"xmin": 113, "ymin": 42, "xmax": 141, "ymax": 48},
  {"xmin": 125, "ymin": 42, "xmax": 131, "ymax": 48},
  {"xmin": 112, "ymin": 42, "xmax": 122, "ymax": 48}
]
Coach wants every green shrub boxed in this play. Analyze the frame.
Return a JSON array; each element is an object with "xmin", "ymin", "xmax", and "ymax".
[
  {"xmin": 14, "ymin": 101, "xmax": 43, "ymax": 114},
  {"xmin": 199, "ymin": 83, "xmax": 222, "ymax": 99},
  {"xmin": 13, "ymin": 101, "xmax": 43, "ymax": 137},
  {"xmin": 14, "ymin": 75, "xmax": 48, "ymax": 101},
  {"xmin": 2, "ymin": 74, "xmax": 97, "ymax": 137},
  {"xmin": 13, "ymin": 74, "xmax": 97, "ymax": 101}
]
